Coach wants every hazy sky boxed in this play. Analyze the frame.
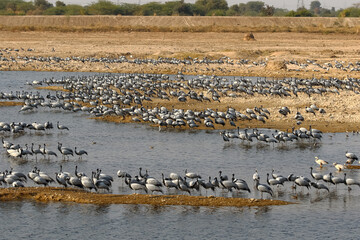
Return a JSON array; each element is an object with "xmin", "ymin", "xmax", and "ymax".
[{"xmin": 50, "ymin": 0, "xmax": 359, "ymax": 10}]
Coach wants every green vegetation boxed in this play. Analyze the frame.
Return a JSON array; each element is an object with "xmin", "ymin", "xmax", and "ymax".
[{"xmin": 0, "ymin": 0, "xmax": 358, "ymax": 17}]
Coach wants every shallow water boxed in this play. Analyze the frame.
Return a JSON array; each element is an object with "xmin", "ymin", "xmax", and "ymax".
[{"xmin": 0, "ymin": 71, "xmax": 360, "ymax": 239}]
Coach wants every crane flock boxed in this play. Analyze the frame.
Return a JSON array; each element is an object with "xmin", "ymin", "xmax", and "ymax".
[
  {"xmin": 0, "ymin": 165, "xmax": 359, "ymax": 199},
  {"xmin": 0, "ymin": 68, "xmax": 360, "ymax": 203}
]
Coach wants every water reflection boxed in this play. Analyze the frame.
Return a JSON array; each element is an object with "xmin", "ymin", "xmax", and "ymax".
[{"xmin": 254, "ymin": 206, "xmax": 272, "ymax": 216}]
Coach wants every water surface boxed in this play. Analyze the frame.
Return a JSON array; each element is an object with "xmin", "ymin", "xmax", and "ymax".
[{"xmin": 0, "ymin": 71, "xmax": 359, "ymax": 239}]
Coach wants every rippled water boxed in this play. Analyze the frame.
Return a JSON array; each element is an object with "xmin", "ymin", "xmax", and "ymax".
[{"xmin": 0, "ymin": 71, "xmax": 359, "ymax": 239}]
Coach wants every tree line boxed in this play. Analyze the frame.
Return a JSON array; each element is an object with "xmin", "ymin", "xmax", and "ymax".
[{"xmin": 1, "ymin": 0, "xmax": 360, "ymax": 17}]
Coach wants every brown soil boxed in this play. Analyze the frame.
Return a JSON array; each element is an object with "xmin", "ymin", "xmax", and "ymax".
[{"xmin": 0, "ymin": 187, "xmax": 292, "ymax": 207}]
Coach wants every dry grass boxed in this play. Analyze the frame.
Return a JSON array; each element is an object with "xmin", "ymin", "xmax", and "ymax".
[
  {"xmin": 0, "ymin": 16, "xmax": 360, "ymax": 34},
  {"xmin": 0, "ymin": 187, "xmax": 292, "ymax": 207},
  {"xmin": 0, "ymin": 24, "xmax": 358, "ymax": 34}
]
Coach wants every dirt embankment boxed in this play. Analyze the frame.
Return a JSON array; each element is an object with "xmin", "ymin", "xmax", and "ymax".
[
  {"xmin": 1, "ymin": 16, "xmax": 360, "ymax": 33},
  {"xmin": 0, "ymin": 187, "xmax": 292, "ymax": 207}
]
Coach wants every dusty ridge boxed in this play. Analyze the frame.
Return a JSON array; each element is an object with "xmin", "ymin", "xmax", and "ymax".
[
  {"xmin": 0, "ymin": 16, "xmax": 359, "ymax": 29},
  {"xmin": 0, "ymin": 187, "xmax": 292, "ymax": 207}
]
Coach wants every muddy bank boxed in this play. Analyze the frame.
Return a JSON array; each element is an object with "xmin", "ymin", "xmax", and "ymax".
[
  {"xmin": 0, "ymin": 101, "xmax": 23, "ymax": 107},
  {"xmin": 0, "ymin": 187, "xmax": 292, "ymax": 207}
]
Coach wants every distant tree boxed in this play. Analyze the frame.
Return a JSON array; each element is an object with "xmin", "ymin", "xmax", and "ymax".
[
  {"xmin": 297, "ymin": 8, "xmax": 313, "ymax": 16},
  {"xmin": 6, "ymin": 2, "xmax": 17, "ymax": 12},
  {"xmin": 226, "ymin": 4, "xmax": 240, "ymax": 16},
  {"xmin": 273, "ymin": 8, "xmax": 288, "ymax": 16},
  {"xmin": 194, "ymin": 0, "xmax": 228, "ymax": 15},
  {"xmin": 339, "ymin": 7, "xmax": 360, "ymax": 17},
  {"xmin": 43, "ymin": 6, "xmax": 65, "ymax": 15},
  {"xmin": 180, "ymin": 3, "xmax": 193, "ymax": 15},
  {"xmin": 192, "ymin": 3, "xmax": 206, "ymax": 15},
  {"xmin": 310, "ymin": 1, "xmax": 321, "ymax": 14},
  {"xmin": 17, "ymin": 1, "xmax": 35, "ymax": 14},
  {"xmin": 310, "ymin": 1, "xmax": 321, "ymax": 10},
  {"xmin": 65, "ymin": 4, "xmax": 86, "ymax": 15},
  {"xmin": 34, "ymin": 0, "xmax": 53, "ymax": 10},
  {"xmin": 174, "ymin": 1, "xmax": 193, "ymax": 16},
  {"xmin": 229, "ymin": 4, "xmax": 239, "ymax": 13},
  {"xmin": 261, "ymin": 4, "xmax": 274, "ymax": 16},
  {"xmin": 286, "ymin": 8, "xmax": 313, "ymax": 17},
  {"xmin": 87, "ymin": 0, "xmax": 120, "ymax": 15},
  {"xmin": 0, "ymin": 0, "xmax": 6, "ymax": 10},
  {"xmin": 246, "ymin": 1, "xmax": 264, "ymax": 12},
  {"xmin": 160, "ymin": 1, "xmax": 192, "ymax": 15},
  {"xmin": 0, "ymin": 0, "xmax": 345, "ymax": 16},
  {"xmin": 118, "ymin": 3, "xmax": 139, "ymax": 15},
  {"xmin": 158, "ymin": 1, "xmax": 175, "ymax": 15},
  {"xmin": 242, "ymin": 1, "xmax": 265, "ymax": 16},
  {"xmin": 227, "ymin": 2, "xmax": 276, "ymax": 16},
  {"xmin": 140, "ymin": 2, "xmax": 163, "ymax": 16},
  {"xmin": 55, "ymin": 1, "xmax": 66, "ymax": 7},
  {"xmin": 208, "ymin": 9, "xmax": 226, "ymax": 16},
  {"xmin": 237, "ymin": 3, "xmax": 246, "ymax": 15}
]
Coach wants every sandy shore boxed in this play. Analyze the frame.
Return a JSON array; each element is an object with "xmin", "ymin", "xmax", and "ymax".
[{"xmin": 0, "ymin": 187, "xmax": 291, "ymax": 207}]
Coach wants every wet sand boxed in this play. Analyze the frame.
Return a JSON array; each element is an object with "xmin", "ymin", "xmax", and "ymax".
[{"xmin": 0, "ymin": 187, "xmax": 292, "ymax": 207}]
